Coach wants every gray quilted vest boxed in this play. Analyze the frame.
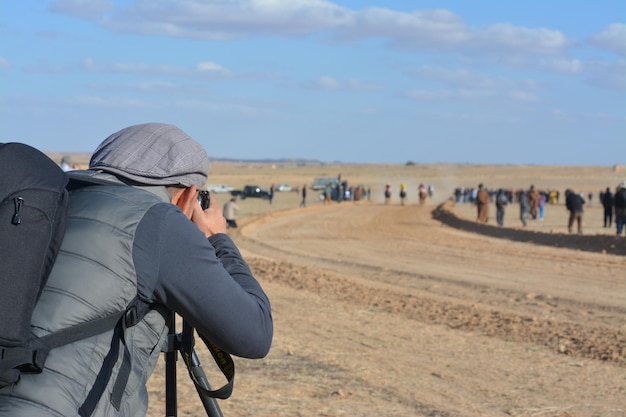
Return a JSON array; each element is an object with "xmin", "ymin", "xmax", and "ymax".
[{"xmin": 0, "ymin": 174, "xmax": 170, "ymax": 417}]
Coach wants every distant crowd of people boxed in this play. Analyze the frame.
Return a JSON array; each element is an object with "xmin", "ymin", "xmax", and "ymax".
[
  {"xmin": 456, "ymin": 181, "xmax": 626, "ymax": 235},
  {"xmin": 321, "ymin": 181, "xmax": 369, "ymax": 204},
  {"xmin": 384, "ymin": 183, "xmax": 433, "ymax": 205}
]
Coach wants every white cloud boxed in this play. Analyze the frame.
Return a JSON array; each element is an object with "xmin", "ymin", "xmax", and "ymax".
[
  {"xmin": 100, "ymin": 0, "xmax": 352, "ymax": 40},
  {"xmin": 23, "ymin": 61, "xmax": 73, "ymax": 73},
  {"xmin": 588, "ymin": 24, "xmax": 626, "ymax": 57},
  {"xmin": 477, "ymin": 24, "xmax": 569, "ymax": 55},
  {"xmin": 585, "ymin": 61, "xmax": 626, "ymax": 91},
  {"xmin": 407, "ymin": 66, "xmax": 540, "ymax": 93},
  {"xmin": 350, "ymin": 9, "xmax": 568, "ymax": 56},
  {"xmin": 582, "ymin": 112, "xmax": 621, "ymax": 121},
  {"xmin": 550, "ymin": 108, "xmax": 574, "ymax": 122},
  {"xmin": 409, "ymin": 66, "xmax": 503, "ymax": 89},
  {"xmin": 197, "ymin": 61, "xmax": 231, "ymax": 75},
  {"xmin": 301, "ymin": 76, "xmax": 381, "ymax": 92},
  {"xmin": 538, "ymin": 58, "xmax": 584, "ymax": 74},
  {"xmin": 0, "ymin": 57, "xmax": 10, "ymax": 68},
  {"xmin": 86, "ymin": 80, "xmax": 186, "ymax": 94},
  {"xmin": 49, "ymin": 0, "xmax": 115, "ymax": 19},
  {"xmin": 54, "ymin": 1, "xmax": 571, "ymax": 59},
  {"xmin": 313, "ymin": 76, "xmax": 340, "ymax": 90},
  {"xmin": 508, "ymin": 91, "xmax": 538, "ymax": 102},
  {"xmin": 405, "ymin": 86, "xmax": 536, "ymax": 103},
  {"xmin": 75, "ymin": 95, "xmax": 155, "ymax": 108},
  {"xmin": 83, "ymin": 57, "xmax": 184, "ymax": 76},
  {"xmin": 405, "ymin": 89, "xmax": 456, "ymax": 101},
  {"xmin": 82, "ymin": 57, "xmax": 234, "ymax": 78},
  {"xmin": 345, "ymin": 79, "xmax": 382, "ymax": 92}
]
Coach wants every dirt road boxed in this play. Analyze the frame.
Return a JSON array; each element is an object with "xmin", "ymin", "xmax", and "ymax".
[{"xmin": 148, "ymin": 198, "xmax": 625, "ymax": 417}]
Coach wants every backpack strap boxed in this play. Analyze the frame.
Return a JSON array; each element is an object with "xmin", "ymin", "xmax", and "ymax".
[
  {"xmin": 1, "ymin": 297, "xmax": 152, "ymax": 416},
  {"xmin": 0, "ymin": 311, "xmax": 124, "ymax": 374},
  {"xmin": 78, "ymin": 297, "xmax": 152, "ymax": 415}
]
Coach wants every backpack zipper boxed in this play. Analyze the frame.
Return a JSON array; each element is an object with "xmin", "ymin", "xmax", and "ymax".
[{"xmin": 12, "ymin": 196, "xmax": 24, "ymax": 225}]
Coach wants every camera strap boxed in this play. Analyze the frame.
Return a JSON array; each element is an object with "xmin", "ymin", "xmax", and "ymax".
[{"xmin": 181, "ymin": 320, "xmax": 235, "ymax": 399}]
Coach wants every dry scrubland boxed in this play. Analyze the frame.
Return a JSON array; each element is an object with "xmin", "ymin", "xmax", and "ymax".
[{"xmin": 51, "ymin": 155, "xmax": 625, "ymax": 416}]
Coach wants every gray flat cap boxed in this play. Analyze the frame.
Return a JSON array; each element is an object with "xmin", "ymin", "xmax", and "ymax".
[{"xmin": 89, "ymin": 123, "xmax": 209, "ymax": 187}]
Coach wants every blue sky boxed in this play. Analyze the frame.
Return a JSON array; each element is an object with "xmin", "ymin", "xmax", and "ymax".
[{"xmin": 1, "ymin": 1, "xmax": 624, "ymax": 165}]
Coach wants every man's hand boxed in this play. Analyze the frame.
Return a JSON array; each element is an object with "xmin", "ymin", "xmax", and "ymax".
[{"xmin": 192, "ymin": 192, "xmax": 228, "ymax": 238}]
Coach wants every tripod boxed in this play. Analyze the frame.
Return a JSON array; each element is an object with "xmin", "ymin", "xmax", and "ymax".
[{"xmin": 164, "ymin": 311, "xmax": 231, "ymax": 417}]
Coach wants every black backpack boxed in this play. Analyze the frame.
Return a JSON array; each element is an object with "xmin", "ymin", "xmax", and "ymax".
[
  {"xmin": 0, "ymin": 144, "xmax": 150, "ymax": 415},
  {"xmin": 0, "ymin": 143, "xmax": 70, "ymax": 353},
  {"xmin": 0, "ymin": 144, "xmax": 144, "ymax": 401}
]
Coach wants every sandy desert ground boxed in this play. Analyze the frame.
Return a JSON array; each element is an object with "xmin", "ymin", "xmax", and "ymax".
[{"xmin": 52, "ymin": 157, "xmax": 626, "ymax": 417}]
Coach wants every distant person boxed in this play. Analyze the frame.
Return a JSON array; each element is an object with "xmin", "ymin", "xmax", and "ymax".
[
  {"xmin": 528, "ymin": 185, "xmax": 540, "ymax": 220},
  {"xmin": 538, "ymin": 193, "xmax": 546, "ymax": 221},
  {"xmin": 399, "ymin": 183, "xmax": 407, "ymax": 205},
  {"xmin": 475, "ymin": 183, "xmax": 489, "ymax": 223},
  {"xmin": 588, "ymin": 192, "xmax": 593, "ymax": 207},
  {"xmin": 268, "ymin": 184, "xmax": 274, "ymax": 204},
  {"xmin": 223, "ymin": 197, "xmax": 239, "ymax": 228},
  {"xmin": 601, "ymin": 187, "xmax": 614, "ymax": 228},
  {"xmin": 384, "ymin": 184, "xmax": 391, "ymax": 204},
  {"xmin": 354, "ymin": 185, "xmax": 362, "ymax": 201},
  {"xmin": 565, "ymin": 189, "xmax": 585, "ymax": 234},
  {"xmin": 427, "ymin": 184, "xmax": 434, "ymax": 198},
  {"xmin": 60, "ymin": 155, "xmax": 77, "ymax": 172},
  {"xmin": 495, "ymin": 188, "xmax": 508, "ymax": 227},
  {"xmin": 300, "ymin": 184, "xmax": 307, "ymax": 207},
  {"xmin": 519, "ymin": 191, "xmax": 530, "ymax": 227},
  {"xmin": 615, "ymin": 182, "xmax": 626, "ymax": 235},
  {"xmin": 324, "ymin": 183, "xmax": 332, "ymax": 204},
  {"xmin": 418, "ymin": 183, "xmax": 427, "ymax": 205},
  {"xmin": 549, "ymin": 190, "xmax": 558, "ymax": 205}
]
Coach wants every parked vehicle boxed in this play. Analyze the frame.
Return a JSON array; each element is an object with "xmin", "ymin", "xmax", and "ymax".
[
  {"xmin": 312, "ymin": 177, "xmax": 340, "ymax": 191},
  {"xmin": 205, "ymin": 184, "xmax": 235, "ymax": 193},
  {"xmin": 240, "ymin": 185, "xmax": 271, "ymax": 199},
  {"xmin": 275, "ymin": 184, "xmax": 292, "ymax": 192}
]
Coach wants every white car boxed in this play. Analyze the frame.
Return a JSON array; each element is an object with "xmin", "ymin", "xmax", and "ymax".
[
  {"xmin": 205, "ymin": 184, "xmax": 235, "ymax": 193},
  {"xmin": 275, "ymin": 184, "xmax": 292, "ymax": 192}
]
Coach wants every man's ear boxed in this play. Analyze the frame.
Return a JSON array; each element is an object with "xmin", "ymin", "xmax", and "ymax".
[{"xmin": 172, "ymin": 185, "xmax": 198, "ymax": 219}]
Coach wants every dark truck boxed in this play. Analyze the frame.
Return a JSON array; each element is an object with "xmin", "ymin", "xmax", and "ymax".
[{"xmin": 232, "ymin": 185, "xmax": 271, "ymax": 199}]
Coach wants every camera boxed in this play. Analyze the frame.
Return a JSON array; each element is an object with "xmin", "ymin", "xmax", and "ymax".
[{"xmin": 198, "ymin": 190, "xmax": 210, "ymax": 210}]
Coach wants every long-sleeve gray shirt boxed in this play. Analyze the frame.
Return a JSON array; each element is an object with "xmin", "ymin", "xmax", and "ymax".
[{"xmin": 133, "ymin": 202, "xmax": 273, "ymax": 358}]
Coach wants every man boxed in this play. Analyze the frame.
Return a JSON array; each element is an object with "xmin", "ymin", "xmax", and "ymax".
[
  {"xmin": 0, "ymin": 123, "xmax": 273, "ymax": 416},
  {"xmin": 60, "ymin": 155, "xmax": 77, "ymax": 171},
  {"xmin": 601, "ymin": 186, "xmax": 614, "ymax": 228},
  {"xmin": 223, "ymin": 196, "xmax": 240, "ymax": 228},
  {"xmin": 495, "ymin": 188, "xmax": 508, "ymax": 227},
  {"xmin": 615, "ymin": 182, "xmax": 626, "ymax": 235},
  {"xmin": 519, "ymin": 190, "xmax": 530, "ymax": 227},
  {"xmin": 528, "ymin": 185, "xmax": 540, "ymax": 219},
  {"xmin": 565, "ymin": 189, "xmax": 585, "ymax": 234},
  {"xmin": 476, "ymin": 183, "xmax": 489, "ymax": 223},
  {"xmin": 418, "ymin": 183, "xmax": 427, "ymax": 205},
  {"xmin": 300, "ymin": 184, "xmax": 307, "ymax": 207},
  {"xmin": 399, "ymin": 183, "xmax": 407, "ymax": 205}
]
